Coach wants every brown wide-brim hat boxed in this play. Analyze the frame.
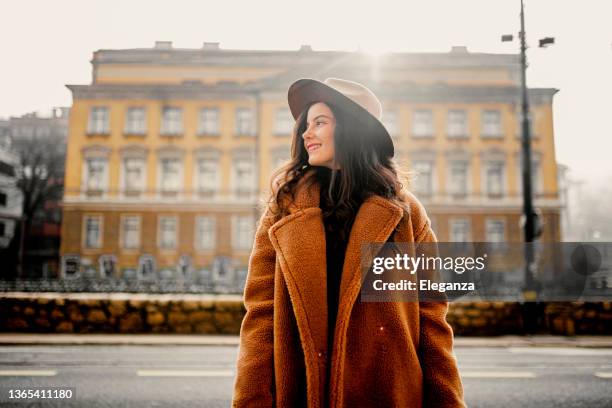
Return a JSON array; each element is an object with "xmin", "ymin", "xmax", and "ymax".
[{"xmin": 287, "ymin": 78, "xmax": 394, "ymax": 159}]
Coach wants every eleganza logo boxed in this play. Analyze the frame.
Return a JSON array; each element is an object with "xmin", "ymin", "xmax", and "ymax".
[{"xmin": 359, "ymin": 242, "xmax": 612, "ymax": 302}]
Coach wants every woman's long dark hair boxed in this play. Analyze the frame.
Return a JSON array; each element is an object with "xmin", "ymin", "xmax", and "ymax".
[{"xmin": 267, "ymin": 101, "xmax": 413, "ymax": 239}]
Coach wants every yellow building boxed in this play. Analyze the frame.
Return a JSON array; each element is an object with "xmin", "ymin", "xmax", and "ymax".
[{"xmin": 60, "ymin": 42, "xmax": 561, "ymax": 284}]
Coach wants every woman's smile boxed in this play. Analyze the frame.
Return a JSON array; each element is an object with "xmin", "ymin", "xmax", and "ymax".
[{"xmin": 306, "ymin": 142, "xmax": 322, "ymax": 152}]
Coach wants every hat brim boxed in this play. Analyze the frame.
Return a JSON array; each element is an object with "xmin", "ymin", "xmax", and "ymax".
[{"xmin": 287, "ymin": 78, "xmax": 394, "ymax": 158}]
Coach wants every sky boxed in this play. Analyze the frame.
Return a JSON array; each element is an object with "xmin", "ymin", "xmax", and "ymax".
[{"xmin": 1, "ymin": 0, "xmax": 611, "ymax": 186}]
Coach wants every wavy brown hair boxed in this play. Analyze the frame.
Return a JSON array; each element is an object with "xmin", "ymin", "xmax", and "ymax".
[{"xmin": 266, "ymin": 101, "xmax": 413, "ymax": 240}]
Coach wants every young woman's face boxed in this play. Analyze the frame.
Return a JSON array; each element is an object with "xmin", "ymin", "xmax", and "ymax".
[{"xmin": 303, "ymin": 102, "xmax": 339, "ymax": 169}]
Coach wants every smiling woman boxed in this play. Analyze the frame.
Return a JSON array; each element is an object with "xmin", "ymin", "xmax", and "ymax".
[{"xmin": 232, "ymin": 78, "xmax": 466, "ymax": 408}]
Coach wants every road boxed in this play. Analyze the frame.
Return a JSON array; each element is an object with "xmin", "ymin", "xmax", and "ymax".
[{"xmin": 0, "ymin": 344, "xmax": 611, "ymax": 407}]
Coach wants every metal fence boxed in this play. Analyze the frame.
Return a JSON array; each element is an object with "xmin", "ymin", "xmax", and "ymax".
[{"xmin": 0, "ymin": 273, "xmax": 247, "ymax": 294}]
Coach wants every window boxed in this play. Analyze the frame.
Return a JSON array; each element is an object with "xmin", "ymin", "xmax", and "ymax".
[
  {"xmin": 486, "ymin": 219, "xmax": 506, "ymax": 242},
  {"xmin": 195, "ymin": 216, "xmax": 216, "ymax": 250},
  {"xmin": 232, "ymin": 215, "xmax": 254, "ymax": 250},
  {"xmin": 159, "ymin": 158, "xmax": 182, "ymax": 193},
  {"xmin": 87, "ymin": 107, "xmax": 109, "ymax": 134},
  {"xmin": 137, "ymin": 255, "xmax": 156, "ymax": 280},
  {"xmin": 177, "ymin": 255, "xmax": 192, "ymax": 279},
  {"xmin": 61, "ymin": 255, "xmax": 81, "ymax": 279},
  {"xmin": 383, "ymin": 109, "xmax": 400, "ymax": 138},
  {"xmin": 516, "ymin": 110, "xmax": 536, "ymax": 138},
  {"xmin": 84, "ymin": 158, "xmax": 108, "ymax": 193},
  {"xmin": 0, "ymin": 161, "xmax": 15, "ymax": 177},
  {"xmin": 518, "ymin": 156, "xmax": 543, "ymax": 195},
  {"xmin": 235, "ymin": 108, "xmax": 255, "ymax": 136},
  {"xmin": 0, "ymin": 192, "xmax": 6, "ymax": 207},
  {"xmin": 99, "ymin": 255, "xmax": 117, "ymax": 278},
  {"xmin": 83, "ymin": 215, "xmax": 102, "ymax": 249},
  {"xmin": 0, "ymin": 222, "xmax": 5, "ymax": 237},
  {"xmin": 481, "ymin": 110, "xmax": 502, "ymax": 138},
  {"xmin": 233, "ymin": 156, "xmax": 255, "ymax": 194},
  {"xmin": 196, "ymin": 158, "xmax": 219, "ymax": 195},
  {"xmin": 125, "ymin": 107, "xmax": 147, "ymax": 135},
  {"xmin": 158, "ymin": 216, "xmax": 178, "ymax": 249},
  {"xmin": 212, "ymin": 256, "xmax": 232, "ymax": 281},
  {"xmin": 447, "ymin": 110, "xmax": 467, "ymax": 138},
  {"xmin": 122, "ymin": 158, "xmax": 145, "ymax": 194},
  {"xmin": 121, "ymin": 216, "xmax": 141, "ymax": 249},
  {"xmin": 485, "ymin": 161, "xmax": 505, "ymax": 197},
  {"xmin": 413, "ymin": 160, "xmax": 434, "ymax": 196},
  {"xmin": 412, "ymin": 109, "xmax": 433, "ymax": 137},
  {"xmin": 271, "ymin": 147, "xmax": 291, "ymax": 172},
  {"xmin": 449, "ymin": 218, "xmax": 471, "ymax": 242},
  {"xmin": 448, "ymin": 161, "xmax": 468, "ymax": 197},
  {"xmin": 273, "ymin": 108, "xmax": 293, "ymax": 135},
  {"xmin": 198, "ymin": 108, "xmax": 220, "ymax": 135},
  {"xmin": 160, "ymin": 107, "xmax": 183, "ymax": 135}
]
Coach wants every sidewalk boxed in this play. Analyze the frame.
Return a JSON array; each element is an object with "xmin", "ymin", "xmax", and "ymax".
[{"xmin": 1, "ymin": 333, "xmax": 612, "ymax": 348}]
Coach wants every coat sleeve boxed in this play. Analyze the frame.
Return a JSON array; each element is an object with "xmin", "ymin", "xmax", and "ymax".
[
  {"xmin": 232, "ymin": 207, "xmax": 277, "ymax": 407},
  {"xmin": 414, "ymin": 212, "xmax": 467, "ymax": 407}
]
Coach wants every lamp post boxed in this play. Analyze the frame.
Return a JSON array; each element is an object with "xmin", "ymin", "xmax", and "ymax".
[{"xmin": 502, "ymin": 0, "xmax": 554, "ymax": 305}]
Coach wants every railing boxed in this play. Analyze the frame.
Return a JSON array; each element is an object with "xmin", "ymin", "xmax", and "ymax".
[{"xmin": 0, "ymin": 276, "xmax": 246, "ymax": 294}]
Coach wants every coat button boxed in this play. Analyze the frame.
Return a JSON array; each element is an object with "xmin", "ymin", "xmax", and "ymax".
[
  {"xmin": 318, "ymin": 352, "xmax": 323, "ymax": 357},
  {"xmin": 379, "ymin": 326, "xmax": 384, "ymax": 331}
]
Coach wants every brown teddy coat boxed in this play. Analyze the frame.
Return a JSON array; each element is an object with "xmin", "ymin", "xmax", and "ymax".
[{"xmin": 232, "ymin": 168, "xmax": 466, "ymax": 407}]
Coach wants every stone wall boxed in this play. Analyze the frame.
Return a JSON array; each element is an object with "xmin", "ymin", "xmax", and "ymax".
[
  {"xmin": 447, "ymin": 302, "xmax": 525, "ymax": 335},
  {"xmin": 0, "ymin": 293, "xmax": 244, "ymax": 334},
  {"xmin": 544, "ymin": 302, "xmax": 612, "ymax": 336},
  {"xmin": 448, "ymin": 302, "xmax": 612, "ymax": 335},
  {"xmin": 1, "ymin": 293, "xmax": 611, "ymax": 335}
]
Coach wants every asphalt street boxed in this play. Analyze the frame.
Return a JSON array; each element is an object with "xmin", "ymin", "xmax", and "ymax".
[{"xmin": 0, "ymin": 344, "xmax": 611, "ymax": 407}]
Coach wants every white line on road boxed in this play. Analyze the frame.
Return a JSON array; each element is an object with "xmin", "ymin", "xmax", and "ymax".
[
  {"xmin": 459, "ymin": 365, "xmax": 548, "ymax": 369},
  {"xmin": 461, "ymin": 371, "xmax": 536, "ymax": 378},
  {"xmin": 509, "ymin": 347, "xmax": 612, "ymax": 356},
  {"xmin": 594, "ymin": 372, "xmax": 612, "ymax": 379},
  {"xmin": 0, "ymin": 370, "xmax": 57, "ymax": 376},
  {"xmin": 137, "ymin": 369, "xmax": 234, "ymax": 377}
]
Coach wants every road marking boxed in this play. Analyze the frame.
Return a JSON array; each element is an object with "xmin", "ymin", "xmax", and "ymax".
[
  {"xmin": 0, "ymin": 370, "xmax": 57, "ymax": 376},
  {"xmin": 595, "ymin": 372, "xmax": 612, "ymax": 379},
  {"xmin": 459, "ymin": 365, "xmax": 547, "ymax": 369},
  {"xmin": 137, "ymin": 369, "xmax": 234, "ymax": 377},
  {"xmin": 461, "ymin": 371, "xmax": 536, "ymax": 378},
  {"xmin": 509, "ymin": 347, "xmax": 612, "ymax": 356}
]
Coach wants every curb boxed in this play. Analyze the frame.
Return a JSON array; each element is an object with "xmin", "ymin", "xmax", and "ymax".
[
  {"xmin": 1, "ymin": 334, "xmax": 612, "ymax": 348},
  {"xmin": 0, "ymin": 334, "xmax": 240, "ymax": 346}
]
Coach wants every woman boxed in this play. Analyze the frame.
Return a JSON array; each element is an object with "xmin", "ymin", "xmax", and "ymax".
[{"xmin": 232, "ymin": 78, "xmax": 465, "ymax": 407}]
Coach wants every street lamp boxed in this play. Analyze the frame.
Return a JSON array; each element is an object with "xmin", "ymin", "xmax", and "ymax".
[{"xmin": 501, "ymin": 0, "xmax": 554, "ymax": 305}]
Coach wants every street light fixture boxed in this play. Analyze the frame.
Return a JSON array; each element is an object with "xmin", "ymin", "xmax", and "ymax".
[
  {"xmin": 502, "ymin": 0, "xmax": 555, "ymax": 306},
  {"xmin": 539, "ymin": 37, "xmax": 555, "ymax": 48}
]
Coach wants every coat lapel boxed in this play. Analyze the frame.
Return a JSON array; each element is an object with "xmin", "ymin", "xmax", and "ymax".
[
  {"xmin": 267, "ymin": 168, "xmax": 405, "ymax": 359},
  {"xmin": 267, "ymin": 169, "xmax": 329, "ymax": 358},
  {"xmin": 338, "ymin": 195, "xmax": 404, "ymax": 303}
]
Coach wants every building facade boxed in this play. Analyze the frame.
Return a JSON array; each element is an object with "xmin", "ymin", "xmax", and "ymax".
[
  {"xmin": 0, "ymin": 126, "xmax": 23, "ymax": 252},
  {"xmin": 7, "ymin": 108, "xmax": 69, "ymax": 277},
  {"xmin": 59, "ymin": 42, "xmax": 561, "ymax": 286}
]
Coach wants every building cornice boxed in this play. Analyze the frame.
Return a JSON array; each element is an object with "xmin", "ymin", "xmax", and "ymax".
[
  {"xmin": 66, "ymin": 84, "xmax": 258, "ymax": 100},
  {"xmin": 66, "ymin": 83, "xmax": 558, "ymax": 105},
  {"xmin": 91, "ymin": 47, "xmax": 520, "ymax": 70}
]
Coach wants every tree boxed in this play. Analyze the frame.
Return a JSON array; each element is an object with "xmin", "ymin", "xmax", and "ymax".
[{"xmin": 10, "ymin": 131, "xmax": 65, "ymax": 277}]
